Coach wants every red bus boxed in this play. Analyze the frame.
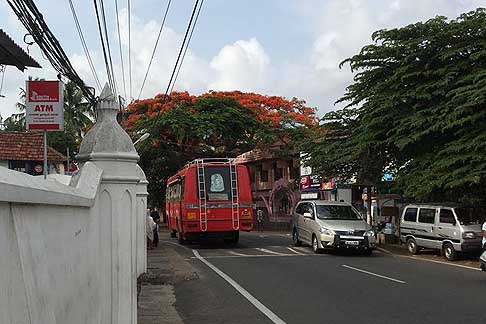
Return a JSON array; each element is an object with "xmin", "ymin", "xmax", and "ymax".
[{"xmin": 166, "ymin": 158, "xmax": 253, "ymax": 244}]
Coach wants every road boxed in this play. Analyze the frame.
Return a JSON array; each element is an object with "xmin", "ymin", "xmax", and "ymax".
[{"xmin": 162, "ymin": 231, "xmax": 486, "ymax": 324}]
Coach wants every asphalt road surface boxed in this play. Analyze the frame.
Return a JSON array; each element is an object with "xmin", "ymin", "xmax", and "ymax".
[{"xmin": 163, "ymin": 231, "xmax": 486, "ymax": 324}]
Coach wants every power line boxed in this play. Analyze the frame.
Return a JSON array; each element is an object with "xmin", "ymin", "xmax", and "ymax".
[
  {"xmin": 68, "ymin": 0, "xmax": 102, "ymax": 92},
  {"xmin": 163, "ymin": 0, "xmax": 200, "ymax": 100},
  {"xmin": 128, "ymin": 0, "xmax": 132, "ymax": 100},
  {"xmin": 170, "ymin": 0, "xmax": 204, "ymax": 95},
  {"xmin": 137, "ymin": 0, "xmax": 172, "ymax": 100},
  {"xmin": 146, "ymin": 0, "xmax": 201, "ymax": 133},
  {"xmin": 0, "ymin": 65, "xmax": 6, "ymax": 96},
  {"xmin": 99, "ymin": 0, "xmax": 118, "ymax": 98},
  {"xmin": 93, "ymin": 0, "xmax": 116, "ymax": 95},
  {"xmin": 114, "ymin": 0, "xmax": 127, "ymax": 100},
  {"xmin": 7, "ymin": 0, "xmax": 96, "ymax": 104}
]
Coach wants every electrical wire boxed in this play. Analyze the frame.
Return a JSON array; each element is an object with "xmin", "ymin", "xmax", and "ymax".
[
  {"xmin": 145, "ymin": 0, "xmax": 201, "ymax": 133},
  {"xmin": 137, "ymin": 0, "xmax": 172, "ymax": 100},
  {"xmin": 68, "ymin": 0, "xmax": 102, "ymax": 92},
  {"xmin": 99, "ymin": 0, "xmax": 118, "ymax": 98},
  {"xmin": 0, "ymin": 65, "xmax": 6, "ymax": 96},
  {"xmin": 170, "ymin": 0, "xmax": 204, "ymax": 95},
  {"xmin": 114, "ymin": 0, "xmax": 127, "ymax": 101},
  {"xmin": 162, "ymin": 0, "xmax": 199, "ymax": 100},
  {"xmin": 93, "ymin": 0, "xmax": 116, "ymax": 95},
  {"xmin": 128, "ymin": 0, "xmax": 132, "ymax": 100},
  {"xmin": 7, "ymin": 0, "xmax": 96, "ymax": 104}
]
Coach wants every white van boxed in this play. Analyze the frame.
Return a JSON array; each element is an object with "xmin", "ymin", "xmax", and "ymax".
[{"xmin": 400, "ymin": 204, "xmax": 485, "ymax": 260}]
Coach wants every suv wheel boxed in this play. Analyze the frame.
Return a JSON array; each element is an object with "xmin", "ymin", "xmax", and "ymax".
[
  {"xmin": 293, "ymin": 228, "xmax": 302, "ymax": 246},
  {"xmin": 407, "ymin": 238, "xmax": 419, "ymax": 255},
  {"xmin": 443, "ymin": 242, "xmax": 457, "ymax": 261},
  {"xmin": 312, "ymin": 235, "xmax": 320, "ymax": 253}
]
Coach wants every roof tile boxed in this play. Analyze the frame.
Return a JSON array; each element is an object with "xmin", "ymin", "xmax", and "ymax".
[{"xmin": 0, "ymin": 131, "xmax": 66, "ymax": 161}]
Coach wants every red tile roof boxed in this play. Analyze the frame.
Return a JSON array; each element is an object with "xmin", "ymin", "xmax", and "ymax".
[{"xmin": 0, "ymin": 131, "xmax": 66, "ymax": 162}]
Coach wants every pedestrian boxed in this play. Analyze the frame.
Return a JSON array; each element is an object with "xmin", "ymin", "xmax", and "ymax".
[
  {"xmin": 482, "ymin": 219, "xmax": 486, "ymax": 252},
  {"xmin": 151, "ymin": 208, "xmax": 160, "ymax": 247},
  {"xmin": 257, "ymin": 209, "xmax": 264, "ymax": 232},
  {"xmin": 146, "ymin": 211, "xmax": 156, "ymax": 250}
]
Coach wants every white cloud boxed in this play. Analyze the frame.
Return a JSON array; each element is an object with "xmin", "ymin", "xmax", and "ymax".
[
  {"xmin": 2, "ymin": 0, "xmax": 485, "ymax": 121},
  {"xmin": 209, "ymin": 38, "xmax": 270, "ymax": 92}
]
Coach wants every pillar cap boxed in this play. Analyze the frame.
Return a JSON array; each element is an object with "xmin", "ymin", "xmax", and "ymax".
[{"xmin": 77, "ymin": 84, "xmax": 138, "ymax": 162}]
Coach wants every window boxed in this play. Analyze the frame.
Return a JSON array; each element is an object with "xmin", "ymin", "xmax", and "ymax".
[
  {"xmin": 204, "ymin": 167, "xmax": 230, "ymax": 201},
  {"xmin": 316, "ymin": 205, "xmax": 362, "ymax": 220},
  {"xmin": 418, "ymin": 208, "xmax": 436, "ymax": 224},
  {"xmin": 439, "ymin": 209, "xmax": 455, "ymax": 224},
  {"xmin": 260, "ymin": 170, "xmax": 268, "ymax": 182},
  {"xmin": 403, "ymin": 208, "xmax": 418, "ymax": 222},
  {"xmin": 302, "ymin": 203, "xmax": 314, "ymax": 217},
  {"xmin": 295, "ymin": 203, "xmax": 304, "ymax": 214},
  {"xmin": 275, "ymin": 168, "xmax": 283, "ymax": 181}
]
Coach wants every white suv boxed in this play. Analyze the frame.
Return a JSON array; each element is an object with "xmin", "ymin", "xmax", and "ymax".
[{"xmin": 292, "ymin": 200, "xmax": 375, "ymax": 254}]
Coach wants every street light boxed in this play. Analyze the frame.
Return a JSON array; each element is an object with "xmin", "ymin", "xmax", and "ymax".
[{"xmin": 133, "ymin": 133, "xmax": 149, "ymax": 146}]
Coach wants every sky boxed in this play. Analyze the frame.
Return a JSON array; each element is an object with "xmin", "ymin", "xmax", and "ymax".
[{"xmin": 1, "ymin": 0, "xmax": 485, "ymax": 121}]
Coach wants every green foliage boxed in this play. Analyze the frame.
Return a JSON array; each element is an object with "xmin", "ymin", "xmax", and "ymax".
[{"xmin": 303, "ymin": 8, "xmax": 486, "ymax": 203}]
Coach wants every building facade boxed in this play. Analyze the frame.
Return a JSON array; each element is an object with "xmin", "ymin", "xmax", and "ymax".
[
  {"xmin": 0, "ymin": 131, "xmax": 66, "ymax": 175},
  {"xmin": 236, "ymin": 146, "xmax": 300, "ymax": 230}
]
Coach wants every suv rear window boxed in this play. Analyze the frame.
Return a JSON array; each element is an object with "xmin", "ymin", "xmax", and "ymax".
[{"xmin": 403, "ymin": 208, "xmax": 418, "ymax": 222}]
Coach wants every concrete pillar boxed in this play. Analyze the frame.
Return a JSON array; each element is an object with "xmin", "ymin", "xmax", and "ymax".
[{"xmin": 77, "ymin": 84, "xmax": 147, "ymax": 324}]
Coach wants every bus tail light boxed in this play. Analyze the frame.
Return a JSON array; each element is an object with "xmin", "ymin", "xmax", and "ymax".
[
  {"xmin": 241, "ymin": 210, "xmax": 252, "ymax": 219},
  {"xmin": 187, "ymin": 212, "xmax": 197, "ymax": 220}
]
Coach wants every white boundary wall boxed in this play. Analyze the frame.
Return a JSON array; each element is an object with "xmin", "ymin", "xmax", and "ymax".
[{"xmin": 0, "ymin": 85, "xmax": 148, "ymax": 324}]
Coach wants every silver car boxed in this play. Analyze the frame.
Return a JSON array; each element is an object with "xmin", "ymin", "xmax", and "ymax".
[
  {"xmin": 400, "ymin": 204, "xmax": 485, "ymax": 261},
  {"xmin": 292, "ymin": 200, "xmax": 376, "ymax": 254}
]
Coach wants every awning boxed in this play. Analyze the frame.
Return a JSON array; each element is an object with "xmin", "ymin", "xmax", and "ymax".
[{"xmin": 0, "ymin": 29, "xmax": 41, "ymax": 71}]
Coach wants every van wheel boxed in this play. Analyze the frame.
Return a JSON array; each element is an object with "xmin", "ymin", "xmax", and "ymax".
[
  {"xmin": 312, "ymin": 235, "xmax": 320, "ymax": 253},
  {"xmin": 407, "ymin": 238, "xmax": 419, "ymax": 255},
  {"xmin": 292, "ymin": 228, "xmax": 302, "ymax": 246},
  {"xmin": 443, "ymin": 242, "xmax": 457, "ymax": 261}
]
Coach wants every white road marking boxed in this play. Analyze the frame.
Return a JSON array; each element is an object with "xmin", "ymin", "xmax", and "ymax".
[
  {"xmin": 287, "ymin": 247, "xmax": 304, "ymax": 255},
  {"xmin": 161, "ymin": 240, "xmax": 192, "ymax": 251},
  {"xmin": 342, "ymin": 265, "xmax": 406, "ymax": 284},
  {"xmin": 193, "ymin": 250, "xmax": 287, "ymax": 324},
  {"xmin": 397, "ymin": 255, "xmax": 481, "ymax": 271},
  {"xmin": 294, "ymin": 246, "xmax": 311, "ymax": 253},
  {"xmin": 191, "ymin": 254, "xmax": 299, "ymax": 259},
  {"xmin": 228, "ymin": 251, "xmax": 249, "ymax": 257},
  {"xmin": 256, "ymin": 248, "xmax": 285, "ymax": 255}
]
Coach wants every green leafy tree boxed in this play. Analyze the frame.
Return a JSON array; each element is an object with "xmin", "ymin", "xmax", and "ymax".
[{"xmin": 303, "ymin": 8, "xmax": 486, "ymax": 203}]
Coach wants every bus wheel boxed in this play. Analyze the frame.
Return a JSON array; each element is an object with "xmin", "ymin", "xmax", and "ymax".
[
  {"xmin": 177, "ymin": 231, "xmax": 186, "ymax": 245},
  {"xmin": 225, "ymin": 231, "xmax": 239, "ymax": 245}
]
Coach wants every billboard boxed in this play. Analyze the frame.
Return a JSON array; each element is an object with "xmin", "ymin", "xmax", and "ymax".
[{"xmin": 26, "ymin": 81, "xmax": 64, "ymax": 131}]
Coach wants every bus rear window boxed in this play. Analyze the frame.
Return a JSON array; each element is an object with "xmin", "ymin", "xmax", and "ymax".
[{"xmin": 203, "ymin": 167, "xmax": 231, "ymax": 201}]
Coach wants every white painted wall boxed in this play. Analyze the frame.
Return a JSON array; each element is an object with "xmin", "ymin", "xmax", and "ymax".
[{"xmin": 0, "ymin": 85, "xmax": 148, "ymax": 324}]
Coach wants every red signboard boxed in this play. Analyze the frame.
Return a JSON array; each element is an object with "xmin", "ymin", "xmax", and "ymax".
[{"xmin": 26, "ymin": 81, "xmax": 64, "ymax": 131}]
